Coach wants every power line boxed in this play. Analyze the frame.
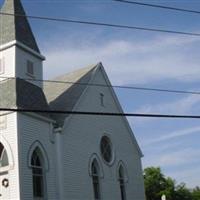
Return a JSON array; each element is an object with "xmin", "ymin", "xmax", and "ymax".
[
  {"xmin": 1, "ymin": 108, "xmax": 200, "ymax": 119},
  {"xmin": 1, "ymin": 76, "xmax": 200, "ymax": 96},
  {"xmin": 113, "ymin": 0, "xmax": 200, "ymax": 15},
  {"xmin": 0, "ymin": 12, "xmax": 200, "ymax": 37}
]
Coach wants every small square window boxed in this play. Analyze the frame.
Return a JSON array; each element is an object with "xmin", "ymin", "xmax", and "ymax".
[
  {"xmin": 27, "ymin": 60, "xmax": 34, "ymax": 76},
  {"xmin": 0, "ymin": 58, "xmax": 5, "ymax": 74}
]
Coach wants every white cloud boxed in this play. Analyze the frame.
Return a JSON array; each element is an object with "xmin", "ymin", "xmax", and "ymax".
[
  {"xmin": 160, "ymin": 148, "xmax": 200, "ymax": 166},
  {"xmin": 167, "ymin": 168, "xmax": 200, "ymax": 188},
  {"xmin": 142, "ymin": 146, "xmax": 200, "ymax": 187},
  {"xmin": 42, "ymin": 31, "xmax": 200, "ymax": 188},
  {"xmin": 43, "ymin": 34, "xmax": 200, "ymax": 85},
  {"xmin": 143, "ymin": 148, "xmax": 200, "ymax": 168},
  {"xmin": 136, "ymin": 95, "xmax": 200, "ymax": 115},
  {"xmin": 142, "ymin": 148, "xmax": 200, "ymax": 187},
  {"xmin": 143, "ymin": 126, "xmax": 200, "ymax": 146},
  {"xmin": 129, "ymin": 94, "xmax": 200, "ymax": 125}
]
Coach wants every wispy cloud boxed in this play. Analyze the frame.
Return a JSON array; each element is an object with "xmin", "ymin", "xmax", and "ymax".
[
  {"xmin": 159, "ymin": 148, "xmax": 200, "ymax": 167},
  {"xmin": 136, "ymin": 95, "xmax": 200, "ymax": 115},
  {"xmin": 43, "ymin": 34, "xmax": 200, "ymax": 85},
  {"xmin": 144, "ymin": 126, "xmax": 200, "ymax": 145},
  {"xmin": 143, "ymin": 148, "xmax": 200, "ymax": 168},
  {"xmin": 168, "ymin": 168, "xmax": 200, "ymax": 188},
  {"xmin": 41, "ymin": 28, "xmax": 200, "ymax": 188},
  {"xmin": 129, "ymin": 94, "xmax": 200, "ymax": 126},
  {"xmin": 142, "ymin": 147, "xmax": 200, "ymax": 187}
]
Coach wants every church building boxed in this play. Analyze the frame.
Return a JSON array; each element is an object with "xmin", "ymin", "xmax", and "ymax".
[{"xmin": 0, "ymin": 0, "xmax": 146, "ymax": 199}]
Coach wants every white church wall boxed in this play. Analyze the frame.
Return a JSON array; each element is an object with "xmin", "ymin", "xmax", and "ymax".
[
  {"xmin": 0, "ymin": 45, "xmax": 16, "ymax": 80},
  {"xmin": 17, "ymin": 113, "xmax": 57, "ymax": 200},
  {"xmin": 15, "ymin": 46, "xmax": 43, "ymax": 88},
  {"xmin": 60, "ymin": 67, "xmax": 145, "ymax": 200},
  {"xmin": 0, "ymin": 45, "xmax": 43, "ymax": 88},
  {"xmin": 0, "ymin": 112, "xmax": 20, "ymax": 200}
]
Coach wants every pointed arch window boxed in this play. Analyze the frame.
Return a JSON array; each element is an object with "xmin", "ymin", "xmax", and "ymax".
[
  {"xmin": 0, "ymin": 142, "xmax": 9, "ymax": 168},
  {"xmin": 31, "ymin": 148, "xmax": 45, "ymax": 199},
  {"xmin": 118, "ymin": 166, "xmax": 126, "ymax": 200},
  {"xmin": 91, "ymin": 160, "xmax": 101, "ymax": 200}
]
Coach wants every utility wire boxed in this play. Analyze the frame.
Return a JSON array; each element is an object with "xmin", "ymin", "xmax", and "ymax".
[
  {"xmin": 1, "ymin": 76, "xmax": 200, "ymax": 96},
  {"xmin": 0, "ymin": 12, "xmax": 200, "ymax": 37},
  {"xmin": 113, "ymin": 0, "xmax": 200, "ymax": 15},
  {"xmin": 0, "ymin": 108, "xmax": 200, "ymax": 119}
]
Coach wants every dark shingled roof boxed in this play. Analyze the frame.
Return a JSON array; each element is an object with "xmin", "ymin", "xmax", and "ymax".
[
  {"xmin": 0, "ymin": 78, "xmax": 50, "ymax": 117},
  {"xmin": 0, "ymin": 0, "xmax": 40, "ymax": 53},
  {"xmin": 0, "ymin": 64, "xmax": 99, "ymax": 124},
  {"xmin": 44, "ymin": 64, "xmax": 99, "ymax": 126}
]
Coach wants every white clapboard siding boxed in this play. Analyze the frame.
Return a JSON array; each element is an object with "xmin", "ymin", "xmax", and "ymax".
[
  {"xmin": 17, "ymin": 113, "xmax": 57, "ymax": 200},
  {"xmin": 58, "ymin": 66, "xmax": 146, "ymax": 200},
  {"xmin": 0, "ymin": 112, "xmax": 20, "ymax": 200}
]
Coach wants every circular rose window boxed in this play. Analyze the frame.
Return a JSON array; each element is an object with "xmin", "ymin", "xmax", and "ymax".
[{"xmin": 100, "ymin": 136, "xmax": 113, "ymax": 164}]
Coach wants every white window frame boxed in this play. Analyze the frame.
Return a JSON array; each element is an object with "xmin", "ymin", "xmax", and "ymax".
[
  {"xmin": 31, "ymin": 148, "xmax": 46, "ymax": 200},
  {"xmin": 0, "ymin": 138, "xmax": 14, "ymax": 173},
  {"xmin": 28, "ymin": 142, "xmax": 49, "ymax": 200}
]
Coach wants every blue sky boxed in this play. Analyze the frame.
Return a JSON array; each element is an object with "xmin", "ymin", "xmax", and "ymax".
[{"xmin": 1, "ymin": 0, "xmax": 200, "ymax": 187}]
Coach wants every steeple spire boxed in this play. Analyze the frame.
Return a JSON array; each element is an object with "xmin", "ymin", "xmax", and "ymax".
[{"xmin": 0, "ymin": 0, "xmax": 40, "ymax": 53}]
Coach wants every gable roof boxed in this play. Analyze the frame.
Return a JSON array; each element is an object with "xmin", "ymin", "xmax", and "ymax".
[
  {"xmin": 0, "ymin": 0, "xmax": 40, "ymax": 53},
  {"xmin": 45, "ymin": 63, "xmax": 143, "ymax": 157},
  {"xmin": 44, "ymin": 64, "xmax": 99, "ymax": 126},
  {"xmin": 0, "ymin": 78, "xmax": 50, "ymax": 117}
]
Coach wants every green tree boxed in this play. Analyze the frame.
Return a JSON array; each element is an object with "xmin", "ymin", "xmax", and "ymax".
[
  {"xmin": 160, "ymin": 177, "xmax": 175, "ymax": 200},
  {"xmin": 174, "ymin": 183, "xmax": 192, "ymax": 200},
  {"xmin": 144, "ymin": 167, "xmax": 175, "ymax": 200},
  {"xmin": 143, "ymin": 167, "xmax": 200, "ymax": 200},
  {"xmin": 192, "ymin": 186, "xmax": 200, "ymax": 200}
]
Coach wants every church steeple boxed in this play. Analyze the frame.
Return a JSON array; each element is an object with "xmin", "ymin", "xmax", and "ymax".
[{"xmin": 0, "ymin": 0, "xmax": 40, "ymax": 53}]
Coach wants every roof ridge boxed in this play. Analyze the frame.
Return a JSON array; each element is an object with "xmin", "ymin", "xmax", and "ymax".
[
  {"xmin": 43, "ymin": 63, "xmax": 102, "ymax": 126},
  {"xmin": 51, "ymin": 63, "xmax": 100, "ymax": 81}
]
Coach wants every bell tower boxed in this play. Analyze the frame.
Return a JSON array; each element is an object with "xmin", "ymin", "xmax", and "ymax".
[
  {"xmin": 0, "ymin": 0, "xmax": 45, "ymax": 88},
  {"xmin": 0, "ymin": 1, "xmax": 47, "ymax": 198}
]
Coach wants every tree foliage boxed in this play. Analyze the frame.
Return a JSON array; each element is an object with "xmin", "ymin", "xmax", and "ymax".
[
  {"xmin": 192, "ymin": 187, "xmax": 200, "ymax": 200},
  {"xmin": 144, "ymin": 167, "xmax": 200, "ymax": 200},
  {"xmin": 174, "ymin": 183, "xmax": 192, "ymax": 200}
]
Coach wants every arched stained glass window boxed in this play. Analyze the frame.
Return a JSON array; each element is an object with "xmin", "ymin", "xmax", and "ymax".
[
  {"xmin": 92, "ymin": 160, "xmax": 101, "ymax": 200},
  {"xmin": 0, "ymin": 142, "xmax": 9, "ymax": 167},
  {"xmin": 119, "ymin": 166, "xmax": 126, "ymax": 200},
  {"xmin": 31, "ymin": 148, "xmax": 45, "ymax": 199}
]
